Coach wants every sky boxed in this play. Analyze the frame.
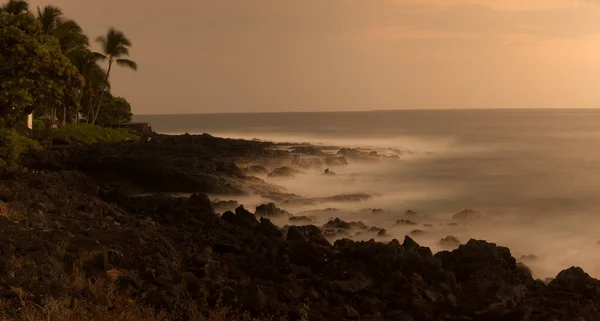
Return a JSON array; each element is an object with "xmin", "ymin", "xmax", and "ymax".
[{"xmin": 29, "ymin": 0, "xmax": 600, "ymax": 114}]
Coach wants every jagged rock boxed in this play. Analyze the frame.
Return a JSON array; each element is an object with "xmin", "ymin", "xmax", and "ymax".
[
  {"xmin": 267, "ymin": 166, "xmax": 303, "ymax": 178},
  {"xmin": 549, "ymin": 267, "xmax": 599, "ymax": 294},
  {"xmin": 289, "ymin": 146, "xmax": 327, "ymax": 156},
  {"xmin": 410, "ymin": 229, "xmax": 426, "ymax": 236},
  {"xmin": 320, "ymin": 193, "xmax": 372, "ymax": 203},
  {"xmin": 396, "ymin": 219, "xmax": 418, "ymax": 226},
  {"xmin": 439, "ymin": 236, "xmax": 461, "ymax": 249},
  {"xmin": 247, "ymin": 165, "xmax": 268, "ymax": 175},
  {"xmin": 324, "ymin": 218, "xmax": 351, "ymax": 230},
  {"xmin": 254, "ymin": 203, "xmax": 290, "ymax": 217},
  {"xmin": 452, "ymin": 209, "xmax": 483, "ymax": 222},
  {"xmin": 324, "ymin": 168, "xmax": 336, "ymax": 175},
  {"xmin": 211, "ymin": 199, "xmax": 239, "ymax": 212},
  {"xmin": 257, "ymin": 217, "xmax": 282, "ymax": 238},
  {"xmin": 12, "ymin": 136, "xmax": 600, "ymax": 321},
  {"xmin": 292, "ymin": 156, "xmax": 323, "ymax": 169},
  {"xmin": 520, "ymin": 254, "xmax": 538, "ymax": 262},
  {"xmin": 221, "ymin": 206, "xmax": 257, "ymax": 227},
  {"xmin": 286, "ymin": 226, "xmax": 307, "ymax": 243},
  {"xmin": 405, "ymin": 210, "xmax": 418, "ymax": 216},
  {"xmin": 289, "ymin": 216, "xmax": 313, "ymax": 223}
]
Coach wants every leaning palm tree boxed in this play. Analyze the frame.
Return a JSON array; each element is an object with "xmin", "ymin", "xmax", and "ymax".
[
  {"xmin": 92, "ymin": 27, "xmax": 137, "ymax": 125},
  {"xmin": 1, "ymin": 0, "xmax": 29, "ymax": 14}
]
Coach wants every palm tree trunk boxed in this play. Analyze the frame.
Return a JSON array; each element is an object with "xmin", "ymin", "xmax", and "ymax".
[
  {"xmin": 62, "ymin": 105, "xmax": 66, "ymax": 127},
  {"xmin": 92, "ymin": 60, "xmax": 112, "ymax": 125},
  {"xmin": 75, "ymin": 88, "xmax": 83, "ymax": 124},
  {"xmin": 86, "ymin": 88, "xmax": 93, "ymax": 123}
]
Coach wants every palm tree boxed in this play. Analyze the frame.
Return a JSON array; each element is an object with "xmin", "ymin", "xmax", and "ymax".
[
  {"xmin": 69, "ymin": 49, "xmax": 110, "ymax": 123},
  {"xmin": 36, "ymin": 5, "xmax": 89, "ymax": 125},
  {"xmin": 92, "ymin": 27, "xmax": 137, "ymax": 125},
  {"xmin": 36, "ymin": 5, "xmax": 88, "ymax": 56},
  {"xmin": 1, "ymin": 0, "xmax": 29, "ymax": 14}
]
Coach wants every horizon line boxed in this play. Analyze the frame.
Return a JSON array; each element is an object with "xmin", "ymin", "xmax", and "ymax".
[{"xmin": 134, "ymin": 107, "xmax": 600, "ymax": 117}]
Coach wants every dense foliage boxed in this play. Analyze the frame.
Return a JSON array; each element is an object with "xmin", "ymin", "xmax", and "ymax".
[
  {"xmin": 1, "ymin": 0, "xmax": 137, "ymax": 129},
  {"xmin": 0, "ymin": 0, "xmax": 139, "ymax": 169},
  {"xmin": 93, "ymin": 95, "xmax": 133, "ymax": 127},
  {"xmin": 0, "ymin": 128, "xmax": 42, "ymax": 167},
  {"xmin": 0, "ymin": 11, "xmax": 83, "ymax": 127},
  {"xmin": 52, "ymin": 123, "xmax": 138, "ymax": 144}
]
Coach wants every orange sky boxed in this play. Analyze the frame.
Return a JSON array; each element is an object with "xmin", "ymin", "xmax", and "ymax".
[{"xmin": 29, "ymin": 0, "xmax": 600, "ymax": 114}]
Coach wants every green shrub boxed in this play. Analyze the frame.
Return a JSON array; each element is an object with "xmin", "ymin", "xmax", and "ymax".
[
  {"xmin": 32, "ymin": 119, "xmax": 45, "ymax": 134},
  {"xmin": 52, "ymin": 123, "xmax": 139, "ymax": 144},
  {"xmin": 0, "ymin": 129, "xmax": 42, "ymax": 167}
]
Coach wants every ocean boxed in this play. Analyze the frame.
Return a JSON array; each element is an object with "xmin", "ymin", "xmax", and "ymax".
[{"xmin": 135, "ymin": 109, "xmax": 600, "ymax": 278}]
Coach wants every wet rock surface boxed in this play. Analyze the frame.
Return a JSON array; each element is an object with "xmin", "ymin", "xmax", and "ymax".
[{"xmin": 8, "ymin": 135, "xmax": 600, "ymax": 320}]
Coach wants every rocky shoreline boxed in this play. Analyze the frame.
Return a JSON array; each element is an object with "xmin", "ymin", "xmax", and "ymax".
[{"xmin": 2, "ymin": 133, "xmax": 600, "ymax": 320}]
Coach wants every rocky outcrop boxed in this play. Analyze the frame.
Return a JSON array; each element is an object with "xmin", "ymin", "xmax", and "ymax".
[
  {"xmin": 288, "ymin": 215, "xmax": 314, "ymax": 223},
  {"xmin": 254, "ymin": 203, "xmax": 290, "ymax": 217},
  {"xmin": 247, "ymin": 165, "xmax": 269, "ymax": 175},
  {"xmin": 395, "ymin": 219, "xmax": 418, "ymax": 226},
  {"xmin": 267, "ymin": 166, "xmax": 303, "ymax": 178},
  {"xmin": 439, "ymin": 235, "xmax": 461, "ymax": 249},
  {"xmin": 21, "ymin": 133, "xmax": 282, "ymax": 196},
  {"xmin": 289, "ymin": 146, "xmax": 326, "ymax": 156},
  {"xmin": 211, "ymin": 199, "xmax": 239, "ymax": 212},
  {"xmin": 452, "ymin": 209, "xmax": 484, "ymax": 222},
  {"xmin": 3, "ymin": 171, "xmax": 600, "ymax": 320},
  {"xmin": 9, "ymin": 135, "xmax": 600, "ymax": 320}
]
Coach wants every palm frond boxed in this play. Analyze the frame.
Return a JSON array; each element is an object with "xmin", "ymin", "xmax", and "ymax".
[
  {"xmin": 36, "ymin": 5, "xmax": 63, "ymax": 34},
  {"xmin": 2, "ymin": 0, "xmax": 29, "ymax": 14},
  {"xmin": 115, "ymin": 58, "xmax": 137, "ymax": 71},
  {"xmin": 95, "ymin": 35, "xmax": 108, "ymax": 52},
  {"xmin": 54, "ymin": 19, "xmax": 89, "ymax": 52},
  {"xmin": 93, "ymin": 52, "xmax": 108, "ymax": 61},
  {"xmin": 103, "ymin": 27, "xmax": 132, "ymax": 56},
  {"xmin": 111, "ymin": 44, "xmax": 130, "ymax": 57}
]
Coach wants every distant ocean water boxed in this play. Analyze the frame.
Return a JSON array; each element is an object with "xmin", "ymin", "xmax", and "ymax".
[{"xmin": 135, "ymin": 109, "xmax": 600, "ymax": 277}]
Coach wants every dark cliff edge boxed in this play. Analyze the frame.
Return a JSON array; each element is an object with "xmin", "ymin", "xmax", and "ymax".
[{"xmin": 1, "ymin": 134, "xmax": 598, "ymax": 320}]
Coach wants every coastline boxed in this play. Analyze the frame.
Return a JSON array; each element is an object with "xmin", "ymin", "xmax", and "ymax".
[{"xmin": 4, "ymin": 132, "xmax": 600, "ymax": 320}]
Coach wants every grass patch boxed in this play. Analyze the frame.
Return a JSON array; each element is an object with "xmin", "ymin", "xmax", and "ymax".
[
  {"xmin": 11, "ymin": 277, "xmax": 263, "ymax": 321},
  {"xmin": 52, "ymin": 124, "xmax": 139, "ymax": 144},
  {"xmin": 0, "ymin": 129, "xmax": 42, "ymax": 167}
]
